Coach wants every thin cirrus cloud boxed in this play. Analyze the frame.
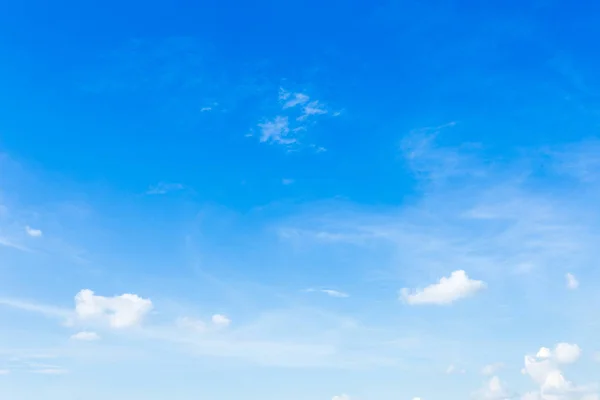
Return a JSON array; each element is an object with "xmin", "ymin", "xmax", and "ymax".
[
  {"xmin": 400, "ymin": 270, "xmax": 486, "ymax": 305},
  {"xmin": 254, "ymin": 87, "xmax": 336, "ymax": 149},
  {"xmin": 146, "ymin": 182, "xmax": 185, "ymax": 195},
  {"xmin": 70, "ymin": 331, "xmax": 100, "ymax": 341},
  {"xmin": 305, "ymin": 288, "xmax": 350, "ymax": 298}
]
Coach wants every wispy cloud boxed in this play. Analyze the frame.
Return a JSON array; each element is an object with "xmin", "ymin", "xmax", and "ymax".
[
  {"xmin": 306, "ymin": 288, "xmax": 350, "ymax": 298},
  {"xmin": 254, "ymin": 87, "xmax": 336, "ymax": 150},
  {"xmin": 146, "ymin": 182, "xmax": 185, "ymax": 195},
  {"xmin": 0, "ymin": 237, "xmax": 32, "ymax": 252},
  {"xmin": 565, "ymin": 273, "xmax": 579, "ymax": 290},
  {"xmin": 70, "ymin": 331, "xmax": 100, "ymax": 341}
]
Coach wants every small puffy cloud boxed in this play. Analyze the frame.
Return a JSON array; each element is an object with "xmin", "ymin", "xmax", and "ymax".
[
  {"xmin": 482, "ymin": 363, "xmax": 504, "ymax": 376},
  {"xmin": 400, "ymin": 270, "xmax": 486, "ymax": 305},
  {"xmin": 146, "ymin": 182, "xmax": 184, "ymax": 195},
  {"xmin": 74, "ymin": 289, "xmax": 153, "ymax": 329},
  {"xmin": 554, "ymin": 343, "xmax": 581, "ymax": 364},
  {"xmin": 211, "ymin": 314, "xmax": 231, "ymax": 328},
  {"xmin": 536, "ymin": 347, "xmax": 552, "ymax": 359},
  {"xmin": 70, "ymin": 331, "xmax": 100, "ymax": 341},
  {"xmin": 25, "ymin": 226, "xmax": 42, "ymax": 237},
  {"xmin": 565, "ymin": 273, "xmax": 579, "ymax": 290}
]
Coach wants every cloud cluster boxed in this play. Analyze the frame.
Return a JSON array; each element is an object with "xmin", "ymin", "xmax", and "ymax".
[
  {"xmin": 254, "ymin": 87, "xmax": 334, "ymax": 149},
  {"xmin": 521, "ymin": 343, "xmax": 596, "ymax": 400}
]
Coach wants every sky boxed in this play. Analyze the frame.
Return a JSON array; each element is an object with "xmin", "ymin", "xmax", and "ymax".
[{"xmin": 1, "ymin": 0, "xmax": 600, "ymax": 399}]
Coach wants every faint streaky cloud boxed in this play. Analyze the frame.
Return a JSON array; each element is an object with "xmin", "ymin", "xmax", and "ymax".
[
  {"xmin": 282, "ymin": 92, "xmax": 310, "ymax": 109},
  {"xmin": 282, "ymin": 178, "xmax": 295, "ymax": 185},
  {"xmin": 258, "ymin": 116, "xmax": 296, "ymax": 145},
  {"xmin": 32, "ymin": 368, "xmax": 68, "ymax": 375},
  {"xmin": 400, "ymin": 270, "xmax": 486, "ymax": 305},
  {"xmin": 256, "ymin": 87, "xmax": 336, "ymax": 149},
  {"xmin": 0, "ymin": 237, "xmax": 32, "ymax": 252},
  {"xmin": 70, "ymin": 331, "xmax": 100, "ymax": 341},
  {"xmin": 200, "ymin": 106, "xmax": 212, "ymax": 112},
  {"xmin": 446, "ymin": 364, "xmax": 466, "ymax": 374},
  {"xmin": 146, "ymin": 182, "xmax": 184, "ymax": 195},
  {"xmin": 0, "ymin": 298, "xmax": 71, "ymax": 319},
  {"xmin": 306, "ymin": 288, "xmax": 350, "ymax": 298},
  {"xmin": 297, "ymin": 100, "xmax": 327, "ymax": 120},
  {"xmin": 332, "ymin": 394, "xmax": 351, "ymax": 400},
  {"xmin": 176, "ymin": 316, "xmax": 207, "ymax": 332},
  {"xmin": 566, "ymin": 273, "xmax": 579, "ymax": 290},
  {"xmin": 482, "ymin": 363, "xmax": 504, "ymax": 376},
  {"xmin": 0, "ymin": 369, "xmax": 10, "ymax": 375},
  {"xmin": 25, "ymin": 226, "xmax": 43, "ymax": 237}
]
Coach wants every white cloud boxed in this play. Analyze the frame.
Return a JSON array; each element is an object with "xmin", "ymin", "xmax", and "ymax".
[
  {"xmin": 297, "ymin": 100, "xmax": 327, "ymax": 120},
  {"xmin": 482, "ymin": 363, "xmax": 504, "ymax": 376},
  {"xmin": 282, "ymin": 92, "xmax": 310, "ymax": 109},
  {"xmin": 25, "ymin": 226, "xmax": 42, "ymax": 237},
  {"xmin": 211, "ymin": 314, "xmax": 231, "ymax": 328},
  {"xmin": 565, "ymin": 273, "xmax": 579, "ymax": 290},
  {"xmin": 475, "ymin": 376, "xmax": 513, "ymax": 400},
  {"xmin": 400, "ymin": 270, "xmax": 486, "ymax": 305},
  {"xmin": 74, "ymin": 289, "xmax": 153, "ymax": 329},
  {"xmin": 554, "ymin": 343, "xmax": 581, "ymax": 364},
  {"xmin": 320, "ymin": 289, "xmax": 349, "ymax": 298},
  {"xmin": 255, "ymin": 87, "xmax": 335, "ymax": 149},
  {"xmin": 70, "ymin": 331, "xmax": 100, "ymax": 341},
  {"xmin": 521, "ymin": 344, "xmax": 596, "ymax": 400},
  {"xmin": 258, "ymin": 116, "xmax": 295, "ymax": 145},
  {"xmin": 146, "ymin": 182, "xmax": 184, "ymax": 195},
  {"xmin": 0, "ymin": 369, "xmax": 10, "ymax": 375}
]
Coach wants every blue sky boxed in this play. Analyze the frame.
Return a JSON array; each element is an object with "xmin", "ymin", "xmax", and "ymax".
[{"xmin": 1, "ymin": 0, "xmax": 600, "ymax": 399}]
